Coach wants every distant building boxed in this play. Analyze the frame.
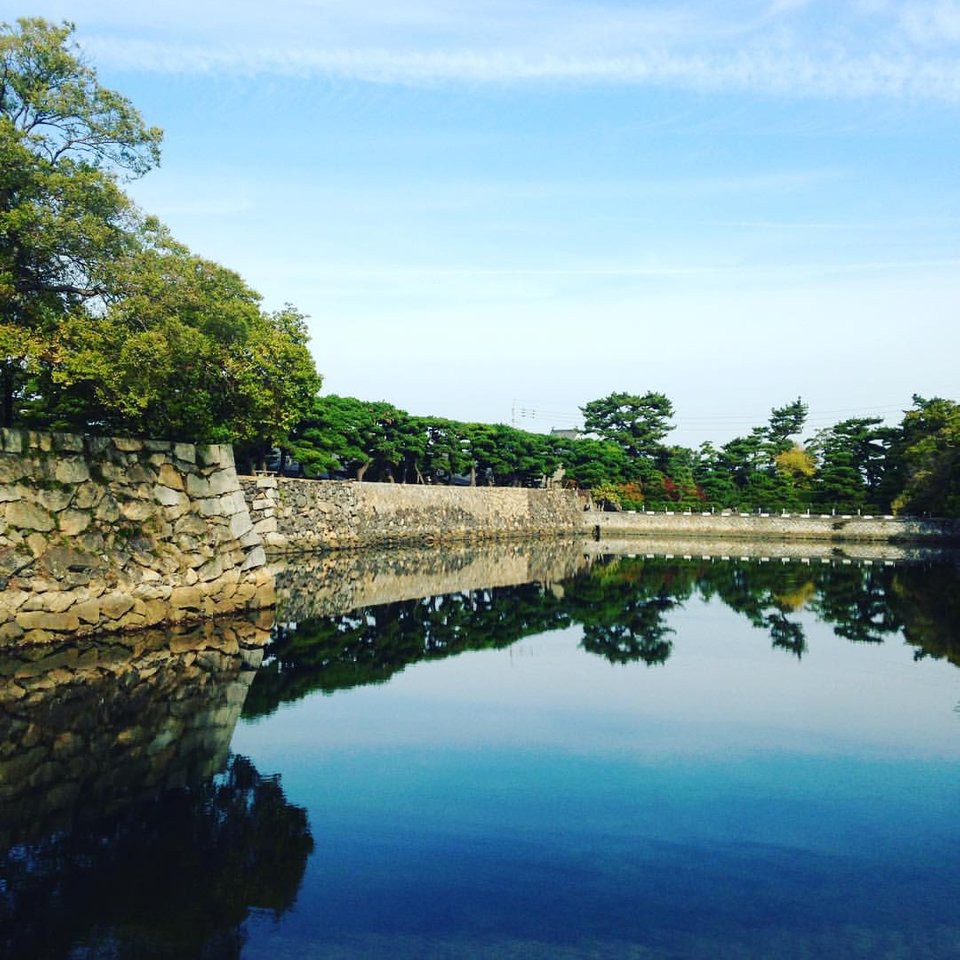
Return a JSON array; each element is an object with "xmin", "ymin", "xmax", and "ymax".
[{"xmin": 550, "ymin": 428, "xmax": 583, "ymax": 440}]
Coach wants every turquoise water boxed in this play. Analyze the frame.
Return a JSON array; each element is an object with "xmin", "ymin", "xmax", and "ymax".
[{"xmin": 2, "ymin": 553, "xmax": 959, "ymax": 958}]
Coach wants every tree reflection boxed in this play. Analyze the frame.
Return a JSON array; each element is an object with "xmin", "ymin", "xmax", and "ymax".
[
  {"xmin": 246, "ymin": 554, "xmax": 960, "ymax": 715},
  {"xmin": 245, "ymin": 584, "xmax": 572, "ymax": 718},
  {"xmin": 0, "ymin": 755, "xmax": 313, "ymax": 960}
]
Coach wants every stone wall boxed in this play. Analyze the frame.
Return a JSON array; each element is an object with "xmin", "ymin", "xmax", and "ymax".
[
  {"xmin": 0, "ymin": 429, "xmax": 274, "ymax": 645},
  {"xmin": 589, "ymin": 510, "xmax": 960, "ymax": 543},
  {"xmin": 241, "ymin": 477, "xmax": 585, "ymax": 553}
]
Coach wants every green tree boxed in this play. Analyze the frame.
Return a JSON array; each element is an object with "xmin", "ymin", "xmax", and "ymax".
[
  {"xmin": 0, "ymin": 17, "xmax": 161, "ymax": 426},
  {"xmin": 550, "ymin": 435, "xmax": 630, "ymax": 489},
  {"xmin": 809, "ymin": 417, "xmax": 889, "ymax": 512},
  {"xmin": 291, "ymin": 395, "xmax": 405, "ymax": 481},
  {"xmin": 767, "ymin": 397, "xmax": 808, "ymax": 453},
  {"xmin": 44, "ymin": 227, "xmax": 320, "ymax": 447},
  {"xmin": 580, "ymin": 391, "xmax": 675, "ymax": 465},
  {"xmin": 888, "ymin": 396, "xmax": 960, "ymax": 517}
]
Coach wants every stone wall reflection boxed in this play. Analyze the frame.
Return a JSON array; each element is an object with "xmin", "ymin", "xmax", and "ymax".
[
  {"xmin": 271, "ymin": 538, "xmax": 592, "ymax": 623},
  {"xmin": 0, "ymin": 610, "xmax": 272, "ymax": 847}
]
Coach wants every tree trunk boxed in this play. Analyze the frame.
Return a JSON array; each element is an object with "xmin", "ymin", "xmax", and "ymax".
[
  {"xmin": 469, "ymin": 465, "xmax": 476, "ymax": 487},
  {"xmin": 356, "ymin": 461, "xmax": 370, "ymax": 482}
]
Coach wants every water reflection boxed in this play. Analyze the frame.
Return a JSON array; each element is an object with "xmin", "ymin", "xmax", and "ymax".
[
  {"xmin": 248, "ymin": 552, "xmax": 960, "ymax": 716},
  {"xmin": 0, "ymin": 612, "xmax": 272, "ymax": 844},
  {"xmin": 1, "ymin": 541, "xmax": 958, "ymax": 959},
  {"xmin": 1, "ymin": 754, "xmax": 312, "ymax": 960},
  {"xmin": 0, "ymin": 611, "xmax": 312, "ymax": 960}
]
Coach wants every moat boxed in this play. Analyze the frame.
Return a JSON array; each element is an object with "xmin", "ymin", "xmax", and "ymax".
[{"xmin": 2, "ymin": 540, "xmax": 959, "ymax": 959}]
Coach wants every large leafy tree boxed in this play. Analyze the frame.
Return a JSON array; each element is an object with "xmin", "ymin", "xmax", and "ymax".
[
  {"xmin": 0, "ymin": 17, "xmax": 161, "ymax": 426},
  {"xmin": 1, "ymin": 18, "xmax": 321, "ymax": 446},
  {"xmin": 45, "ymin": 226, "xmax": 319, "ymax": 446}
]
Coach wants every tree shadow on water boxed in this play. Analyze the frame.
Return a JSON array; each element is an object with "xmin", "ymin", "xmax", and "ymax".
[{"xmin": 0, "ymin": 754, "xmax": 313, "ymax": 960}]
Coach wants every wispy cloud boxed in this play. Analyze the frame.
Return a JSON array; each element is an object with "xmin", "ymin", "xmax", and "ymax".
[
  {"xmin": 53, "ymin": 0, "xmax": 960, "ymax": 101},
  {"xmin": 82, "ymin": 35, "xmax": 960, "ymax": 100}
]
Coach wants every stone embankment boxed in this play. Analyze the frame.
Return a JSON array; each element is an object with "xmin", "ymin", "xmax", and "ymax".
[
  {"xmin": 0, "ymin": 429, "xmax": 274, "ymax": 645},
  {"xmin": 590, "ymin": 510, "xmax": 960, "ymax": 543},
  {"xmin": 241, "ymin": 477, "xmax": 584, "ymax": 553}
]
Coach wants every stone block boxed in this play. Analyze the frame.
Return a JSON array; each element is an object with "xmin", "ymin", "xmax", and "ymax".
[
  {"xmin": 113, "ymin": 437, "xmax": 143, "ymax": 452},
  {"xmin": 198, "ymin": 443, "xmax": 233, "ymax": 468},
  {"xmin": 120, "ymin": 501, "xmax": 154, "ymax": 522},
  {"xmin": 197, "ymin": 556, "xmax": 224, "ymax": 582},
  {"xmin": 101, "ymin": 594, "xmax": 135, "ymax": 620},
  {"xmin": 0, "ymin": 484, "xmax": 21, "ymax": 503},
  {"xmin": 127, "ymin": 464, "xmax": 155, "ymax": 484},
  {"xmin": 53, "ymin": 432, "xmax": 85, "ymax": 452},
  {"xmin": 1, "ymin": 428, "xmax": 24, "ymax": 453},
  {"xmin": 186, "ymin": 473, "xmax": 210, "ymax": 497},
  {"xmin": 95, "ymin": 495, "xmax": 120, "ymax": 522},
  {"xmin": 0, "ymin": 621, "xmax": 24, "ymax": 644},
  {"xmin": 253, "ymin": 516, "xmax": 277, "ymax": 535},
  {"xmin": 58, "ymin": 510, "xmax": 92, "ymax": 536},
  {"xmin": 154, "ymin": 484, "xmax": 189, "ymax": 508},
  {"xmin": 207, "ymin": 469, "xmax": 240, "ymax": 496},
  {"xmin": 238, "ymin": 529, "xmax": 261, "ymax": 548},
  {"xmin": 196, "ymin": 497, "xmax": 223, "ymax": 518},
  {"xmin": 171, "ymin": 586, "xmax": 202, "ymax": 610},
  {"xmin": 34, "ymin": 487, "xmax": 74, "ymax": 512},
  {"xmin": 55, "ymin": 458, "xmax": 90, "ymax": 484},
  {"xmin": 229, "ymin": 512, "xmax": 254, "ymax": 540},
  {"xmin": 240, "ymin": 546, "xmax": 266, "ymax": 571},
  {"xmin": 173, "ymin": 442, "xmax": 196, "ymax": 464},
  {"xmin": 40, "ymin": 592, "xmax": 77, "ymax": 614},
  {"xmin": 220, "ymin": 491, "xmax": 247, "ymax": 516},
  {"xmin": 16, "ymin": 610, "xmax": 80, "ymax": 632},
  {"xmin": 157, "ymin": 464, "xmax": 185, "ymax": 491},
  {"xmin": 6, "ymin": 501, "xmax": 55, "ymax": 532},
  {"xmin": 0, "ymin": 459, "xmax": 27, "ymax": 484},
  {"xmin": 175, "ymin": 514, "xmax": 208, "ymax": 536},
  {"xmin": 73, "ymin": 599, "xmax": 101, "ymax": 624}
]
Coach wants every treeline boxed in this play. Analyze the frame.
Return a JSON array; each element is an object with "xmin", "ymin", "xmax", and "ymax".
[{"xmin": 283, "ymin": 391, "xmax": 960, "ymax": 518}]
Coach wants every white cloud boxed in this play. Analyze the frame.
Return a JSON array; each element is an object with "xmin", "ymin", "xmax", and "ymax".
[
  {"xmin": 18, "ymin": 0, "xmax": 946, "ymax": 100},
  {"xmin": 78, "ymin": 33, "xmax": 960, "ymax": 100},
  {"xmin": 899, "ymin": 1, "xmax": 960, "ymax": 43}
]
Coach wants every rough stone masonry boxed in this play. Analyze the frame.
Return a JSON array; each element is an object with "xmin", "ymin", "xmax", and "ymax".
[{"xmin": 0, "ymin": 429, "xmax": 274, "ymax": 646}]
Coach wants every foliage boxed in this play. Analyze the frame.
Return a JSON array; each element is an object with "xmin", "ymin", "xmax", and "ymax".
[
  {"xmin": 1, "ymin": 18, "xmax": 321, "ymax": 448},
  {"xmin": 580, "ymin": 390, "xmax": 675, "ymax": 464},
  {"xmin": 0, "ymin": 17, "xmax": 161, "ymax": 425},
  {"xmin": 590, "ymin": 481, "xmax": 622, "ymax": 509},
  {"xmin": 889, "ymin": 396, "xmax": 960, "ymax": 517}
]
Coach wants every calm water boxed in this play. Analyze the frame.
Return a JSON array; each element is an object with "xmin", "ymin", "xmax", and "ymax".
[{"xmin": 2, "ymin": 543, "xmax": 959, "ymax": 959}]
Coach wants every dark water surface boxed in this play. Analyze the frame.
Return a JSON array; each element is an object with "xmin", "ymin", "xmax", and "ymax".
[{"xmin": 2, "ymin": 543, "xmax": 959, "ymax": 959}]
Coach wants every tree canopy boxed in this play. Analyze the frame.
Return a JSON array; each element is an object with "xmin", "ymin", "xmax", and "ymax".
[{"xmin": 1, "ymin": 18, "xmax": 320, "ymax": 447}]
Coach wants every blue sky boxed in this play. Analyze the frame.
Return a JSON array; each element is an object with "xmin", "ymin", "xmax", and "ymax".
[{"xmin": 8, "ymin": 1, "xmax": 960, "ymax": 443}]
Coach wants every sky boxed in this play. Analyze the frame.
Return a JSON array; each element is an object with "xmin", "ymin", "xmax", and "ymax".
[{"xmin": 6, "ymin": 1, "xmax": 959, "ymax": 444}]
